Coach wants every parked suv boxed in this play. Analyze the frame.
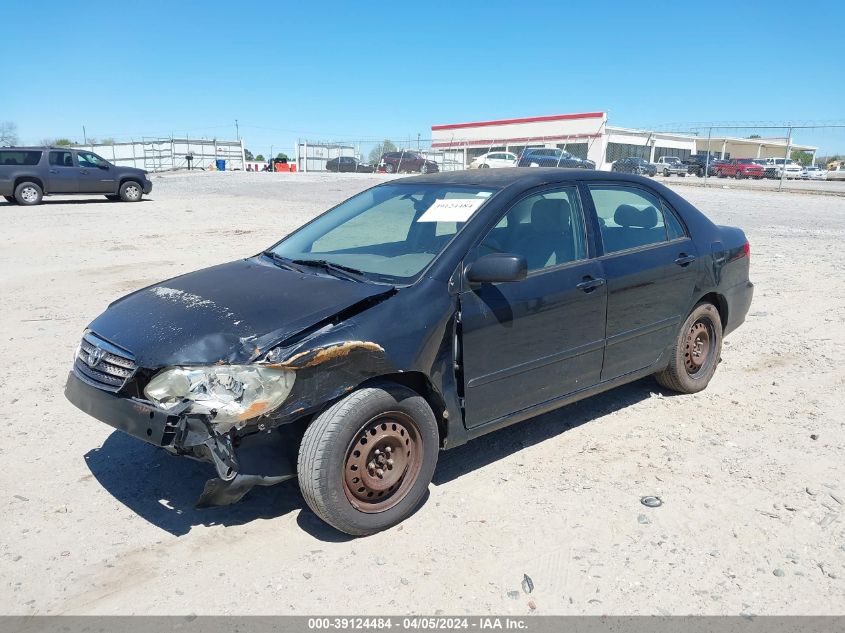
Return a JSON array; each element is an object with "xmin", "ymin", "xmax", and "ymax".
[
  {"xmin": 378, "ymin": 151, "xmax": 438, "ymax": 174},
  {"xmin": 517, "ymin": 148, "xmax": 595, "ymax": 169},
  {"xmin": 0, "ymin": 147, "xmax": 152, "ymax": 205}
]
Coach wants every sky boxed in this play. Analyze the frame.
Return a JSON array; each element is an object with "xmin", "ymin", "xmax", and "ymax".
[{"xmin": 1, "ymin": 1, "xmax": 843, "ymax": 156}]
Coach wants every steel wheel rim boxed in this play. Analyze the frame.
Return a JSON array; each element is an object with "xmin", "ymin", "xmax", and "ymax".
[
  {"xmin": 343, "ymin": 412, "xmax": 423, "ymax": 513},
  {"xmin": 684, "ymin": 319, "xmax": 714, "ymax": 377},
  {"xmin": 21, "ymin": 187, "xmax": 37, "ymax": 202}
]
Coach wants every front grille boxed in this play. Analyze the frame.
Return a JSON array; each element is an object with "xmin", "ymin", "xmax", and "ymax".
[{"xmin": 73, "ymin": 332, "xmax": 137, "ymax": 392}]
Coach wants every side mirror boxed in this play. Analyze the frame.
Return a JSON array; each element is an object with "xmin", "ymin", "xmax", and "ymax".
[
  {"xmin": 97, "ymin": 163, "xmax": 109, "ymax": 170},
  {"xmin": 465, "ymin": 253, "xmax": 527, "ymax": 284}
]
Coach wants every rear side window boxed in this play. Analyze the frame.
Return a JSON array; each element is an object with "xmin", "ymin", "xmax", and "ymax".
[
  {"xmin": 49, "ymin": 151, "xmax": 73, "ymax": 167},
  {"xmin": 589, "ymin": 186, "xmax": 670, "ymax": 254},
  {"xmin": 0, "ymin": 150, "xmax": 42, "ymax": 166}
]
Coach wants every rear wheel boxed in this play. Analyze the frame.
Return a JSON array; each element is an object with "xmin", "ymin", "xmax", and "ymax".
[
  {"xmin": 3, "ymin": 196, "xmax": 16, "ymax": 204},
  {"xmin": 297, "ymin": 382, "xmax": 439, "ymax": 536},
  {"xmin": 384, "ymin": 163, "xmax": 395, "ymax": 174},
  {"xmin": 655, "ymin": 303, "xmax": 723, "ymax": 394},
  {"xmin": 14, "ymin": 181, "xmax": 42, "ymax": 205},
  {"xmin": 119, "ymin": 181, "xmax": 143, "ymax": 202}
]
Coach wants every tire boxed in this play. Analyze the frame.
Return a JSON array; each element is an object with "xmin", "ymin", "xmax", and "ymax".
[
  {"xmin": 119, "ymin": 180, "xmax": 143, "ymax": 202},
  {"xmin": 697, "ymin": 168, "xmax": 705, "ymax": 177},
  {"xmin": 735, "ymin": 171, "xmax": 744, "ymax": 180},
  {"xmin": 14, "ymin": 181, "xmax": 43, "ymax": 205},
  {"xmin": 679, "ymin": 173, "xmax": 686, "ymax": 177},
  {"xmin": 663, "ymin": 168, "xmax": 670, "ymax": 177},
  {"xmin": 3, "ymin": 196, "xmax": 17, "ymax": 204},
  {"xmin": 655, "ymin": 303, "xmax": 723, "ymax": 394},
  {"xmin": 420, "ymin": 164, "xmax": 429, "ymax": 174},
  {"xmin": 384, "ymin": 164, "xmax": 395, "ymax": 174},
  {"xmin": 104, "ymin": 194, "xmax": 121, "ymax": 201},
  {"xmin": 480, "ymin": 163, "xmax": 490, "ymax": 169},
  {"xmin": 297, "ymin": 382, "xmax": 439, "ymax": 536}
]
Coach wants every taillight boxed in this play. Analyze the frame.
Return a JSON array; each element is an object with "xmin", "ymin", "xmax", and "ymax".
[{"xmin": 742, "ymin": 241, "xmax": 750, "ymax": 260}]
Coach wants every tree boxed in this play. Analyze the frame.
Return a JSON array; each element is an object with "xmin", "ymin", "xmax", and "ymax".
[
  {"xmin": 54, "ymin": 139, "xmax": 75, "ymax": 146},
  {"xmin": 747, "ymin": 134, "xmax": 761, "ymax": 139},
  {"xmin": 275, "ymin": 152, "xmax": 288, "ymax": 161},
  {"xmin": 99, "ymin": 137, "xmax": 116, "ymax": 145},
  {"xmin": 0, "ymin": 121, "xmax": 18, "ymax": 146},
  {"xmin": 790, "ymin": 150, "xmax": 813, "ymax": 166},
  {"xmin": 244, "ymin": 148, "xmax": 254, "ymax": 160},
  {"xmin": 254, "ymin": 154, "xmax": 265, "ymax": 162},
  {"xmin": 368, "ymin": 139, "xmax": 397, "ymax": 164}
]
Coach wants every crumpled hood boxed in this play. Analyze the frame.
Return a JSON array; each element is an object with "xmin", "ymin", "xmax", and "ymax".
[{"xmin": 87, "ymin": 257, "xmax": 394, "ymax": 367}]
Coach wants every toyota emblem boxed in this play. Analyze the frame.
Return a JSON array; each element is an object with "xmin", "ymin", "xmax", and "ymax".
[{"xmin": 88, "ymin": 347, "xmax": 105, "ymax": 368}]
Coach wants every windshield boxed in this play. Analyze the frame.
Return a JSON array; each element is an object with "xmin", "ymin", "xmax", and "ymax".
[{"xmin": 267, "ymin": 183, "xmax": 497, "ymax": 283}]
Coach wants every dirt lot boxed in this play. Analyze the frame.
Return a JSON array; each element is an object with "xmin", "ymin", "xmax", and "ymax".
[{"xmin": 1, "ymin": 171, "xmax": 844, "ymax": 616}]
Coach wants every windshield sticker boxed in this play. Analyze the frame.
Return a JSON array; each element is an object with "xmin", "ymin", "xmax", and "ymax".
[
  {"xmin": 475, "ymin": 191, "xmax": 492, "ymax": 198},
  {"xmin": 417, "ymin": 198, "xmax": 486, "ymax": 223}
]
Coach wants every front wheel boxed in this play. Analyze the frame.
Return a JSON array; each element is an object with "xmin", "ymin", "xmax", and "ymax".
[
  {"xmin": 663, "ymin": 168, "xmax": 670, "ymax": 177},
  {"xmin": 420, "ymin": 164, "xmax": 429, "ymax": 174},
  {"xmin": 735, "ymin": 171, "xmax": 744, "ymax": 179},
  {"xmin": 297, "ymin": 382, "xmax": 439, "ymax": 536},
  {"xmin": 384, "ymin": 163, "xmax": 395, "ymax": 174},
  {"xmin": 655, "ymin": 303, "xmax": 723, "ymax": 394},
  {"xmin": 119, "ymin": 181, "xmax": 143, "ymax": 202}
]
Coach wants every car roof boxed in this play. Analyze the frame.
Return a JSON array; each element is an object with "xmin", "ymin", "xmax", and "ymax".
[
  {"xmin": 396, "ymin": 167, "xmax": 660, "ymax": 188},
  {"xmin": 0, "ymin": 146, "xmax": 78, "ymax": 151}
]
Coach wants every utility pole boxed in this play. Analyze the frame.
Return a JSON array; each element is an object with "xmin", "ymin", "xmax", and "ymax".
[
  {"xmin": 82, "ymin": 125, "xmax": 87, "ymax": 145},
  {"xmin": 235, "ymin": 119, "xmax": 240, "ymax": 140}
]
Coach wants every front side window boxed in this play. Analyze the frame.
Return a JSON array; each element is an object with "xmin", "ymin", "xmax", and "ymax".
[
  {"xmin": 49, "ymin": 151, "xmax": 73, "ymax": 167},
  {"xmin": 479, "ymin": 187, "xmax": 587, "ymax": 272},
  {"xmin": 589, "ymin": 186, "xmax": 673, "ymax": 254},
  {"xmin": 77, "ymin": 152, "xmax": 107, "ymax": 168},
  {"xmin": 269, "ymin": 184, "xmax": 496, "ymax": 282}
]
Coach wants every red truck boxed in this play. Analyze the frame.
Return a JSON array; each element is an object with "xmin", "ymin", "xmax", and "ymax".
[{"xmin": 714, "ymin": 159, "xmax": 765, "ymax": 179}]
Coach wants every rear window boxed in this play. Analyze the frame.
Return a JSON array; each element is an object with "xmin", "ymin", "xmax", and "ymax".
[{"xmin": 0, "ymin": 150, "xmax": 42, "ymax": 166}]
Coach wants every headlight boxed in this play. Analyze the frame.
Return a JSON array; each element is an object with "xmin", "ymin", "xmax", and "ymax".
[{"xmin": 144, "ymin": 365, "xmax": 296, "ymax": 431}]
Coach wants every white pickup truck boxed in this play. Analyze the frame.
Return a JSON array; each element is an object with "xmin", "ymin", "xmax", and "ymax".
[
  {"xmin": 757, "ymin": 158, "xmax": 803, "ymax": 179},
  {"xmin": 654, "ymin": 156, "xmax": 687, "ymax": 177}
]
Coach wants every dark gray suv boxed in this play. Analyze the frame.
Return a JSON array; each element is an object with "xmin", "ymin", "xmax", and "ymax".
[{"xmin": 0, "ymin": 147, "xmax": 153, "ymax": 205}]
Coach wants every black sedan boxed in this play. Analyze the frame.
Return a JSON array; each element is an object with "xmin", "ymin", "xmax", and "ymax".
[
  {"xmin": 326, "ymin": 156, "xmax": 375, "ymax": 173},
  {"xmin": 517, "ymin": 148, "xmax": 595, "ymax": 169},
  {"xmin": 65, "ymin": 169, "xmax": 753, "ymax": 535},
  {"xmin": 612, "ymin": 157, "xmax": 657, "ymax": 177}
]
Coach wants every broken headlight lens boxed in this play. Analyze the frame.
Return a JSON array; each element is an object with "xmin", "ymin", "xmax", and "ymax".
[{"xmin": 144, "ymin": 365, "xmax": 296, "ymax": 430}]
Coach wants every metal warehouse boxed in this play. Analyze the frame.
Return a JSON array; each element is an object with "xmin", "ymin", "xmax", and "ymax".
[{"xmin": 430, "ymin": 111, "xmax": 817, "ymax": 169}]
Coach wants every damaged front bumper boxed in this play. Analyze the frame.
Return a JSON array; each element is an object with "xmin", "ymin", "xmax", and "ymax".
[{"xmin": 65, "ymin": 371, "xmax": 298, "ymax": 505}]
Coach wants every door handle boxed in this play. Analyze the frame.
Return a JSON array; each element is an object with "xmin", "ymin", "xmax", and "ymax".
[
  {"xmin": 49, "ymin": 169, "xmax": 58, "ymax": 174},
  {"xmin": 576, "ymin": 276, "xmax": 606, "ymax": 293},
  {"xmin": 674, "ymin": 254, "xmax": 696, "ymax": 267},
  {"xmin": 80, "ymin": 169, "xmax": 89, "ymax": 175}
]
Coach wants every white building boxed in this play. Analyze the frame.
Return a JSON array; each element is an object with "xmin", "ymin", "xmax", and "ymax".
[{"xmin": 430, "ymin": 112, "xmax": 817, "ymax": 169}]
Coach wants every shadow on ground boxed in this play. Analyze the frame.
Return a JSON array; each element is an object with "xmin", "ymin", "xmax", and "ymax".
[{"xmin": 85, "ymin": 377, "xmax": 660, "ymax": 538}]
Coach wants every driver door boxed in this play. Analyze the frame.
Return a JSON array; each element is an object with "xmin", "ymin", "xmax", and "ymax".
[
  {"xmin": 76, "ymin": 151, "xmax": 117, "ymax": 193},
  {"xmin": 459, "ymin": 186, "xmax": 607, "ymax": 428}
]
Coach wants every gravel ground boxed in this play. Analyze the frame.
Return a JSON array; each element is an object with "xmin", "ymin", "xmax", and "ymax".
[
  {"xmin": 1, "ymin": 171, "xmax": 843, "ymax": 616},
  {"xmin": 653, "ymin": 173, "xmax": 845, "ymax": 195}
]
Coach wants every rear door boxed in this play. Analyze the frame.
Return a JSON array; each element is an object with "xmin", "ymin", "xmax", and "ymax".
[
  {"xmin": 585, "ymin": 183, "xmax": 699, "ymax": 381},
  {"xmin": 460, "ymin": 185, "xmax": 607, "ymax": 427},
  {"xmin": 45, "ymin": 150, "xmax": 78, "ymax": 193},
  {"xmin": 76, "ymin": 151, "xmax": 116, "ymax": 193}
]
